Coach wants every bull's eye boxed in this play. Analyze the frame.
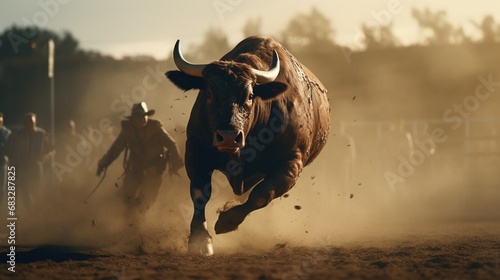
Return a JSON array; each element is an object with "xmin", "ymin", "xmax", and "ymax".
[{"xmin": 248, "ymin": 93, "xmax": 254, "ymax": 101}]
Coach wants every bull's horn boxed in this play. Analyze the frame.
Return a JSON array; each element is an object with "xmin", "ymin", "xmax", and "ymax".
[
  {"xmin": 173, "ymin": 40, "xmax": 206, "ymax": 77},
  {"xmin": 252, "ymin": 50, "xmax": 280, "ymax": 84}
]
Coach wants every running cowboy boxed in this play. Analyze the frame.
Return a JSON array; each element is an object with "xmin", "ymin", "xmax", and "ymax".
[{"xmin": 97, "ymin": 102, "xmax": 183, "ymax": 213}]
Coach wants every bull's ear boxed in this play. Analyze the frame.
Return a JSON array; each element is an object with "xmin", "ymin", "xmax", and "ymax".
[
  {"xmin": 165, "ymin": 70, "xmax": 206, "ymax": 91},
  {"xmin": 253, "ymin": 82, "xmax": 288, "ymax": 101}
]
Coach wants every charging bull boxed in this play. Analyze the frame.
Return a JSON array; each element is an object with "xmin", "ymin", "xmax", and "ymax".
[{"xmin": 166, "ymin": 36, "xmax": 330, "ymax": 255}]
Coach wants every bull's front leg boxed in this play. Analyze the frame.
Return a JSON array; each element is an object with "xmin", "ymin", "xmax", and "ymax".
[
  {"xmin": 214, "ymin": 157, "xmax": 303, "ymax": 234},
  {"xmin": 186, "ymin": 141, "xmax": 214, "ymax": 256},
  {"xmin": 188, "ymin": 176, "xmax": 214, "ymax": 256}
]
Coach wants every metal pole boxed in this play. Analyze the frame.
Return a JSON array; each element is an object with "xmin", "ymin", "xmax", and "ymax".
[
  {"xmin": 48, "ymin": 39, "xmax": 55, "ymax": 147},
  {"xmin": 48, "ymin": 39, "xmax": 55, "ymax": 188}
]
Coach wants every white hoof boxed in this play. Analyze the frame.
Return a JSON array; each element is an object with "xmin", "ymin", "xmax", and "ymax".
[
  {"xmin": 188, "ymin": 236, "xmax": 214, "ymax": 256},
  {"xmin": 188, "ymin": 222, "xmax": 214, "ymax": 256}
]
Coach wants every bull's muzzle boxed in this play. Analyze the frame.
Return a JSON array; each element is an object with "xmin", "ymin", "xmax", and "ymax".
[{"xmin": 214, "ymin": 130, "xmax": 245, "ymax": 153}]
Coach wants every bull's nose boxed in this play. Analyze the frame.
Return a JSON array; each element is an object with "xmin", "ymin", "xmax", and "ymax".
[{"xmin": 214, "ymin": 130, "xmax": 245, "ymax": 151}]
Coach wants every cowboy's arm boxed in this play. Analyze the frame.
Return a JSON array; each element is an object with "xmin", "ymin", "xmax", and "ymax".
[
  {"xmin": 97, "ymin": 130, "xmax": 127, "ymax": 175},
  {"xmin": 159, "ymin": 127, "xmax": 183, "ymax": 174}
]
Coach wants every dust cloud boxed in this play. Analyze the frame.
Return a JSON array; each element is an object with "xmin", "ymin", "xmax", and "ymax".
[
  {"xmin": 204, "ymin": 44, "xmax": 500, "ymax": 252},
  {"xmin": 4, "ymin": 44, "xmax": 500, "ymax": 256},
  {"xmin": 0, "ymin": 59, "xmax": 196, "ymax": 254}
]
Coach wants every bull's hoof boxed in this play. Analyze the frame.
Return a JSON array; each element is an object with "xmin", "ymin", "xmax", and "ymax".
[
  {"xmin": 188, "ymin": 229, "xmax": 214, "ymax": 256},
  {"xmin": 214, "ymin": 207, "xmax": 246, "ymax": 234}
]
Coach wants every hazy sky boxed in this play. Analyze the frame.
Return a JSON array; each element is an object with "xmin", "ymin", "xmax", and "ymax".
[{"xmin": 0, "ymin": 0, "xmax": 495, "ymax": 59}]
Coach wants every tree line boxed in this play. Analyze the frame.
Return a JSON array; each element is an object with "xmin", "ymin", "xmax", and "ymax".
[
  {"xmin": 2, "ymin": 8, "xmax": 500, "ymax": 60},
  {"xmin": 0, "ymin": 7, "xmax": 499, "ymax": 129}
]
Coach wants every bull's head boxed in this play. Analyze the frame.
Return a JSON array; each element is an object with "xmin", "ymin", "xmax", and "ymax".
[{"xmin": 166, "ymin": 40, "xmax": 288, "ymax": 153}]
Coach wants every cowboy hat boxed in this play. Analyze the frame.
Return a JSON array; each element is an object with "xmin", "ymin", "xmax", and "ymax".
[{"xmin": 126, "ymin": 102, "xmax": 155, "ymax": 119}]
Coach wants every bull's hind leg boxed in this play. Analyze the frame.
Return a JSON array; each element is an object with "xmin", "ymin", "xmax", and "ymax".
[
  {"xmin": 243, "ymin": 173, "xmax": 265, "ymax": 193},
  {"xmin": 215, "ymin": 158, "xmax": 303, "ymax": 234},
  {"xmin": 227, "ymin": 172, "xmax": 264, "ymax": 195}
]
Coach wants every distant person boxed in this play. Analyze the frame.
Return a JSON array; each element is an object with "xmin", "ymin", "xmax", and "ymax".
[
  {"xmin": 0, "ymin": 112, "xmax": 12, "ymax": 200},
  {"xmin": 57, "ymin": 119, "xmax": 84, "ymax": 150},
  {"xmin": 54, "ymin": 119, "xmax": 89, "ymax": 186},
  {"xmin": 96, "ymin": 102, "xmax": 183, "ymax": 218},
  {"xmin": 6, "ymin": 113, "xmax": 53, "ymax": 207}
]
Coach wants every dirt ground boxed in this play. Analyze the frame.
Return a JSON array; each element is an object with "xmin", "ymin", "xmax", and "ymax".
[
  {"xmin": 1, "ymin": 157, "xmax": 499, "ymax": 280},
  {"xmin": 1, "ymin": 222, "xmax": 499, "ymax": 280}
]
